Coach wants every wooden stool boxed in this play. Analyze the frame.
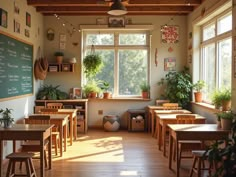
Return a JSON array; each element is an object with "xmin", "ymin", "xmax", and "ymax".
[
  {"xmin": 189, "ymin": 150, "xmax": 211, "ymax": 177},
  {"xmin": 6, "ymin": 152, "xmax": 37, "ymax": 177}
]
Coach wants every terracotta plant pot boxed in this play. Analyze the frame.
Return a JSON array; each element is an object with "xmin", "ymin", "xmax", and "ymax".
[
  {"xmin": 221, "ymin": 118, "xmax": 232, "ymax": 130},
  {"xmin": 103, "ymin": 92, "xmax": 110, "ymax": 99},
  {"xmin": 89, "ymin": 92, "xmax": 97, "ymax": 98},
  {"xmin": 56, "ymin": 56, "xmax": 63, "ymax": 63},
  {"xmin": 142, "ymin": 91, "xmax": 149, "ymax": 99},
  {"xmin": 194, "ymin": 92, "xmax": 202, "ymax": 102}
]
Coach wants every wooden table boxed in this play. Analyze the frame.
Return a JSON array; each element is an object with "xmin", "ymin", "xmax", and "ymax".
[
  {"xmin": 57, "ymin": 109, "xmax": 77, "ymax": 145},
  {"xmin": 0, "ymin": 124, "xmax": 53, "ymax": 177},
  {"xmin": 154, "ymin": 110, "xmax": 191, "ymax": 138},
  {"xmin": 168, "ymin": 124, "xmax": 230, "ymax": 177},
  {"xmin": 157, "ymin": 114, "xmax": 205, "ymax": 156},
  {"xmin": 29, "ymin": 114, "xmax": 69, "ymax": 157},
  {"xmin": 147, "ymin": 106, "xmax": 182, "ymax": 137}
]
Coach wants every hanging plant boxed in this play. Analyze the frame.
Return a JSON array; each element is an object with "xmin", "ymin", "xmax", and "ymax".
[{"xmin": 83, "ymin": 45, "xmax": 103, "ymax": 79}]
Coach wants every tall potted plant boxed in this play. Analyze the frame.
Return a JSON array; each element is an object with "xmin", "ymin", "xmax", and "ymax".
[
  {"xmin": 216, "ymin": 111, "xmax": 235, "ymax": 130},
  {"xmin": 100, "ymin": 81, "xmax": 111, "ymax": 99},
  {"xmin": 219, "ymin": 89, "xmax": 231, "ymax": 111},
  {"xmin": 158, "ymin": 67, "xmax": 192, "ymax": 108},
  {"xmin": 192, "ymin": 80, "xmax": 205, "ymax": 102},
  {"xmin": 211, "ymin": 90, "xmax": 222, "ymax": 109}
]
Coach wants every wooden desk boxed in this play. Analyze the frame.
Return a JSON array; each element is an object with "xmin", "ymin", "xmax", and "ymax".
[
  {"xmin": 157, "ymin": 114, "xmax": 205, "ymax": 156},
  {"xmin": 154, "ymin": 110, "xmax": 191, "ymax": 138},
  {"xmin": 147, "ymin": 106, "xmax": 182, "ymax": 137},
  {"xmin": 0, "ymin": 124, "xmax": 53, "ymax": 177},
  {"xmin": 168, "ymin": 124, "xmax": 230, "ymax": 177},
  {"xmin": 29, "ymin": 114, "xmax": 69, "ymax": 157},
  {"xmin": 57, "ymin": 109, "xmax": 77, "ymax": 145}
]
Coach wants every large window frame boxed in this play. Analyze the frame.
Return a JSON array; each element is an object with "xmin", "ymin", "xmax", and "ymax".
[
  {"xmin": 82, "ymin": 29, "xmax": 151, "ymax": 98},
  {"xmin": 200, "ymin": 10, "xmax": 232, "ymax": 103}
]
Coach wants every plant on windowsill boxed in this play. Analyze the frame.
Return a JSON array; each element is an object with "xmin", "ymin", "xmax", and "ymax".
[
  {"xmin": 192, "ymin": 80, "xmax": 206, "ymax": 102},
  {"xmin": 83, "ymin": 80, "xmax": 101, "ymax": 98},
  {"xmin": 0, "ymin": 108, "xmax": 14, "ymax": 128},
  {"xmin": 206, "ymin": 121, "xmax": 236, "ymax": 177},
  {"xmin": 157, "ymin": 66, "xmax": 192, "ymax": 109},
  {"xmin": 218, "ymin": 88, "xmax": 231, "ymax": 111},
  {"xmin": 211, "ymin": 90, "xmax": 222, "ymax": 110},
  {"xmin": 216, "ymin": 110, "xmax": 235, "ymax": 130},
  {"xmin": 140, "ymin": 81, "xmax": 150, "ymax": 99},
  {"xmin": 100, "ymin": 81, "xmax": 111, "ymax": 99}
]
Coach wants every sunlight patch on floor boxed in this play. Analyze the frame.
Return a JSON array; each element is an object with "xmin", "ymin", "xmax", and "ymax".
[
  {"xmin": 54, "ymin": 136, "xmax": 124, "ymax": 162},
  {"xmin": 120, "ymin": 171, "xmax": 139, "ymax": 176}
]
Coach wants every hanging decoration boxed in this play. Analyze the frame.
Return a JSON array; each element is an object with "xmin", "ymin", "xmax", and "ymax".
[
  {"xmin": 161, "ymin": 25, "xmax": 179, "ymax": 44},
  {"xmin": 155, "ymin": 48, "xmax": 158, "ymax": 67},
  {"xmin": 54, "ymin": 14, "xmax": 80, "ymax": 37}
]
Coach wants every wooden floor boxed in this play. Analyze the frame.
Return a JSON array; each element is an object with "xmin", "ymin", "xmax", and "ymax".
[{"xmin": 2, "ymin": 129, "xmax": 205, "ymax": 177}]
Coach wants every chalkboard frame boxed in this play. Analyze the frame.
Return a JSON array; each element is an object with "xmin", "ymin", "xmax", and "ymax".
[{"xmin": 0, "ymin": 31, "xmax": 34, "ymax": 101}]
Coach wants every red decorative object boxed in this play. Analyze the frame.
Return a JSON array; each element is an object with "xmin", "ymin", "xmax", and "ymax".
[{"xmin": 161, "ymin": 25, "xmax": 179, "ymax": 43}]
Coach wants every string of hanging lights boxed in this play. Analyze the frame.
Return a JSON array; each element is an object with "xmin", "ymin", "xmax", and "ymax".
[{"xmin": 54, "ymin": 14, "xmax": 81, "ymax": 36}]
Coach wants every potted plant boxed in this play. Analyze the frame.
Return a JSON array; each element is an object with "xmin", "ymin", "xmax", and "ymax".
[
  {"xmin": 211, "ymin": 90, "xmax": 222, "ymax": 109},
  {"xmin": 219, "ymin": 89, "xmax": 231, "ymax": 111},
  {"xmin": 54, "ymin": 51, "xmax": 64, "ymax": 63},
  {"xmin": 36, "ymin": 84, "xmax": 68, "ymax": 100},
  {"xmin": 216, "ymin": 111, "xmax": 235, "ymax": 130},
  {"xmin": 140, "ymin": 81, "xmax": 150, "ymax": 99},
  {"xmin": 100, "ymin": 81, "xmax": 111, "ymax": 99},
  {"xmin": 206, "ymin": 121, "xmax": 236, "ymax": 177},
  {"xmin": 0, "ymin": 108, "xmax": 14, "ymax": 128},
  {"xmin": 158, "ymin": 67, "xmax": 192, "ymax": 109},
  {"xmin": 192, "ymin": 80, "xmax": 205, "ymax": 102},
  {"xmin": 83, "ymin": 80, "xmax": 101, "ymax": 98},
  {"xmin": 83, "ymin": 54, "xmax": 103, "ymax": 79}
]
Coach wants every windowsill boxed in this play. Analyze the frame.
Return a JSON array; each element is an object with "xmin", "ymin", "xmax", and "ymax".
[
  {"xmin": 191, "ymin": 101, "xmax": 220, "ymax": 113},
  {"xmin": 88, "ymin": 97, "xmax": 152, "ymax": 101}
]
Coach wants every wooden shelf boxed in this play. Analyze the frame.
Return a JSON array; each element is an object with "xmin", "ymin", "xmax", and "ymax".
[{"xmin": 48, "ymin": 63, "xmax": 75, "ymax": 72}]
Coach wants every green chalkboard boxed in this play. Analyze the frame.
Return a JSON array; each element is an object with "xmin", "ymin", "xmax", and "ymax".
[{"xmin": 0, "ymin": 31, "xmax": 33, "ymax": 100}]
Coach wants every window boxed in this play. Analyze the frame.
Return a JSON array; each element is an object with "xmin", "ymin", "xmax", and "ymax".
[
  {"xmin": 83, "ymin": 31, "xmax": 149, "ymax": 97},
  {"xmin": 201, "ymin": 11, "xmax": 232, "ymax": 102}
]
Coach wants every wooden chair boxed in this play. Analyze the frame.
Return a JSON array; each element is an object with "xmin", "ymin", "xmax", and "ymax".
[
  {"xmin": 46, "ymin": 103, "xmax": 63, "ymax": 109},
  {"xmin": 175, "ymin": 114, "xmax": 203, "ymax": 167},
  {"xmin": 162, "ymin": 103, "xmax": 179, "ymax": 110},
  {"xmin": 6, "ymin": 152, "xmax": 37, "ymax": 177},
  {"xmin": 40, "ymin": 108, "xmax": 58, "ymax": 114}
]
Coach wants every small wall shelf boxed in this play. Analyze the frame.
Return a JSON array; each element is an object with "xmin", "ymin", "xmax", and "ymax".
[{"xmin": 48, "ymin": 63, "xmax": 75, "ymax": 72}]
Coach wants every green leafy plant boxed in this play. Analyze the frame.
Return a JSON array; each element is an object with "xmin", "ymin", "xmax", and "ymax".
[
  {"xmin": 219, "ymin": 88, "xmax": 231, "ymax": 101},
  {"xmin": 54, "ymin": 51, "xmax": 64, "ymax": 56},
  {"xmin": 140, "ymin": 82, "xmax": 150, "ymax": 92},
  {"xmin": 0, "ymin": 108, "xmax": 14, "ymax": 128},
  {"xmin": 83, "ymin": 80, "xmax": 101, "ymax": 97},
  {"xmin": 83, "ymin": 54, "xmax": 103, "ymax": 79},
  {"xmin": 206, "ymin": 121, "xmax": 236, "ymax": 177},
  {"xmin": 36, "ymin": 84, "xmax": 68, "ymax": 100},
  {"xmin": 216, "ymin": 111, "xmax": 235, "ymax": 120},
  {"xmin": 211, "ymin": 90, "xmax": 222, "ymax": 109},
  {"xmin": 99, "ymin": 81, "xmax": 110, "ymax": 92},
  {"xmin": 158, "ymin": 67, "xmax": 192, "ymax": 108},
  {"xmin": 192, "ymin": 80, "xmax": 206, "ymax": 92}
]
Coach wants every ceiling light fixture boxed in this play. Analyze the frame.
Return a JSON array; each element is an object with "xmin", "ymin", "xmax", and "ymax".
[{"xmin": 107, "ymin": 0, "xmax": 127, "ymax": 16}]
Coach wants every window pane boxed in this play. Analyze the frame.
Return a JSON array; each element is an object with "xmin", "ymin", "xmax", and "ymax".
[
  {"xmin": 86, "ymin": 34, "xmax": 114, "ymax": 45},
  {"xmin": 94, "ymin": 50, "xmax": 115, "ymax": 93},
  {"xmin": 219, "ymin": 38, "xmax": 232, "ymax": 89},
  {"xmin": 203, "ymin": 43, "xmax": 216, "ymax": 101},
  {"xmin": 218, "ymin": 14, "xmax": 232, "ymax": 35},
  {"xmin": 119, "ymin": 50, "xmax": 148, "ymax": 95},
  {"xmin": 119, "ymin": 34, "xmax": 146, "ymax": 45},
  {"xmin": 203, "ymin": 23, "xmax": 215, "ymax": 41}
]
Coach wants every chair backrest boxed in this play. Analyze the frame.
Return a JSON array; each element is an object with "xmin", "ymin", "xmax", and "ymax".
[
  {"xmin": 25, "ymin": 115, "xmax": 50, "ymax": 124},
  {"xmin": 47, "ymin": 103, "xmax": 63, "ymax": 109},
  {"xmin": 40, "ymin": 108, "xmax": 58, "ymax": 114},
  {"xmin": 162, "ymin": 103, "xmax": 179, "ymax": 110},
  {"xmin": 176, "ymin": 114, "xmax": 196, "ymax": 124}
]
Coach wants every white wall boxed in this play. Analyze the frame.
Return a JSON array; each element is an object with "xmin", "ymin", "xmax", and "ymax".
[
  {"xmin": 0, "ymin": 0, "xmax": 44, "ymax": 157},
  {"xmin": 43, "ymin": 15, "xmax": 188, "ymax": 127}
]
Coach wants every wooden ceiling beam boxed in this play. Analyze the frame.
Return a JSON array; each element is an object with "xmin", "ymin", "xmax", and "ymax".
[
  {"xmin": 27, "ymin": 0, "xmax": 201, "ymax": 7},
  {"xmin": 36, "ymin": 6, "xmax": 193, "ymax": 13}
]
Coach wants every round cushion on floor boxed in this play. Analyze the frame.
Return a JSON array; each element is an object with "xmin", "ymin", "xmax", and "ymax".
[{"xmin": 103, "ymin": 115, "xmax": 120, "ymax": 131}]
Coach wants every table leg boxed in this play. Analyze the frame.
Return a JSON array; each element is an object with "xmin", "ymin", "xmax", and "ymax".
[
  {"xmin": 73, "ymin": 115, "xmax": 77, "ymax": 140},
  {"xmin": 48, "ymin": 132, "xmax": 52, "ymax": 170},
  {"xmin": 69, "ymin": 115, "xmax": 73, "ymax": 146},
  {"xmin": 158, "ymin": 123, "xmax": 162, "ymax": 150},
  {"xmin": 59, "ymin": 123, "xmax": 63, "ymax": 156},
  {"xmin": 163, "ymin": 123, "xmax": 167, "ymax": 157},
  {"xmin": 40, "ymin": 138, "xmax": 44, "ymax": 177},
  {"xmin": 176, "ymin": 138, "xmax": 180, "ymax": 177},
  {"xmin": 168, "ymin": 133, "xmax": 173, "ymax": 170},
  {"xmin": 0, "ymin": 141, "xmax": 2, "ymax": 177},
  {"xmin": 63, "ymin": 123, "xmax": 67, "ymax": 152},
  {"xmin": 151, "ymin": 111, "xmax": 154, "ymax": 136}
]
